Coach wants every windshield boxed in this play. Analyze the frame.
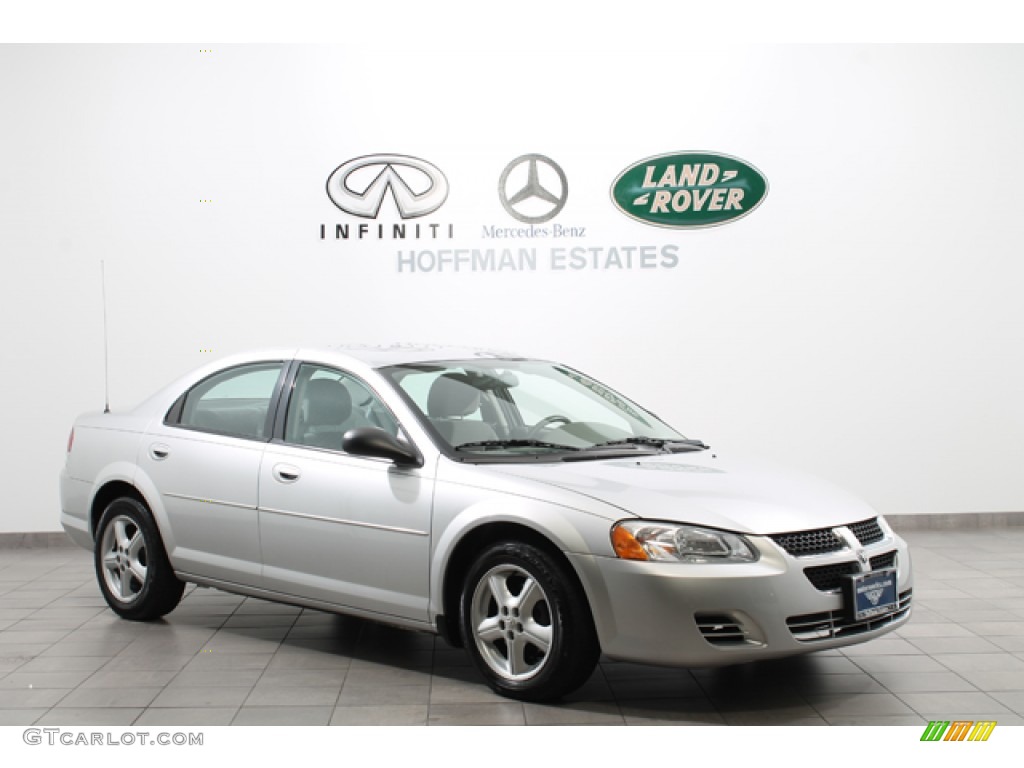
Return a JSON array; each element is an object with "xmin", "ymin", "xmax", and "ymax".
[{"xmin": 381, "ymin": 358, "xmax": 691, "ymax": 459}]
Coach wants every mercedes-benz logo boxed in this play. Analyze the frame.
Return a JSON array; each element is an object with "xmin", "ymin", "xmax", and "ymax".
[
  {"xmin": 498, "ymin": 154, "xmax": 568, "ymax": 223},
  {"xmin": 326, "ymin": 154, "xmax": 448, "ymax": 219}
]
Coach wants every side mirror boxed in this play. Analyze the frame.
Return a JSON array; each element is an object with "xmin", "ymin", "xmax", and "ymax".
[{"xmin": 342, "ymin": 427, "xmax": 423, "ymax": 468}]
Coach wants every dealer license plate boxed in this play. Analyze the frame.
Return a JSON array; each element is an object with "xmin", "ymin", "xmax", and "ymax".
[{"xmin": 846, "ymin": 568, "xmax": 898, "ymax": 621}]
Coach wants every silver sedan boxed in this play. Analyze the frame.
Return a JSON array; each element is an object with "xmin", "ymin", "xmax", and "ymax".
[{"xmin": 60, "ymin": 345, "xmax": 912, "ymax": 701}]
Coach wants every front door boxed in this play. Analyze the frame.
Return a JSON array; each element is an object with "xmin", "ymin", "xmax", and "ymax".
[{"xmin": 258, "ymin": 363, "xmax": 433, "ymax": 622}]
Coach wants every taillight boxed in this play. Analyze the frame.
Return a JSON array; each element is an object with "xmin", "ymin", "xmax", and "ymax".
[{"xmin": 67, "ymin": 428, "xmax": 75, "ymax": 453}]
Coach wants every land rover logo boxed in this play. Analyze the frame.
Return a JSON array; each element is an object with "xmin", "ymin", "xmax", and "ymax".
[
  {"xmin": 326, "ymin": 154, "xmax": 448, "ymax": 219},
  {"xmin": 610, "ymin": 151, "xmax": 768, "ymax": 228}
]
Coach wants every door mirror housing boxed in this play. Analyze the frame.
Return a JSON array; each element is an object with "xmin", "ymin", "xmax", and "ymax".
[{"xmin": 342, "ymin": 427, "xmax": 423, "ymax": 468}]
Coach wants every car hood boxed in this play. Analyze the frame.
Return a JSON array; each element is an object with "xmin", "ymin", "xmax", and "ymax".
[{"xmin": 488, "ymin": 451, "xmax": 879, "ymax": 535}]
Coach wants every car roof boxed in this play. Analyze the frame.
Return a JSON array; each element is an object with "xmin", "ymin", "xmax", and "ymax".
[
  {"xmin": 129, "ymin": 344, "xmax": 528, "ymax": 418},
  {"xmin": 327, "ymin": 343, "xmax": 524, "ymax": 368}
]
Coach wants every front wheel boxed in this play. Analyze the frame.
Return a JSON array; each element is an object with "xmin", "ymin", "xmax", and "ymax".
[
  {"xmin": 94, "ymin": 497, "xmax": 184, "ymax": 620},
  {"xmin": 460, "ymin": 541, "xmax": 599, "ymax": 701}
]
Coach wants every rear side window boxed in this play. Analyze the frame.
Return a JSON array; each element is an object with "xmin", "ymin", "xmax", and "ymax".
[{"xmin": 174, "ymin": 362, "xmax": 284, "ymax": 440}]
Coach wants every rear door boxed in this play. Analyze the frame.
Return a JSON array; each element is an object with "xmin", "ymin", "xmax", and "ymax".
[{"xmin": 143, "ymin": 361, "xmax": 287, "ymax": 585}]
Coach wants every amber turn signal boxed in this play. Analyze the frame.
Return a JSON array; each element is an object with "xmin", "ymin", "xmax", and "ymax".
[{"xmin": 611, "ymin": 524, "xmax": 649, "ymax": 561}]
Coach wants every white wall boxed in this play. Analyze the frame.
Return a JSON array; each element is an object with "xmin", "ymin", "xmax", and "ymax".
[{"xmin": 2, "ymin": 44, "xmax": 1023, "ymax": 533}]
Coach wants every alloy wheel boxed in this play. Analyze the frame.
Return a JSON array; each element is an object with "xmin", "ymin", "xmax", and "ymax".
[
  {"xmin": 99, "ymin": 514, "xmax": 149, "ymax": 604},
  {"xmin": 469, "ymin": 564, "xmax": 554, "ymax": 681}
]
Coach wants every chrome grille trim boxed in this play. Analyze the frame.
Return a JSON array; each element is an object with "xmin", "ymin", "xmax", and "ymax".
[
  {"xmin": 787, "ymin": 589, "xmax": 912, "ymax": 641},
  {"xmin": 695, "ymin": 613, "xmax": 760, "ymax": 647}
]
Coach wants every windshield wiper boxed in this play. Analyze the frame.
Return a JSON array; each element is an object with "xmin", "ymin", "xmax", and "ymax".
[
  {"xmin": 590, "ymin": 437, "xmax": 709, "ymax": 451},
  {"xmin": 454, "ymin": 439, "xmax": 582, "ymax": 452}
]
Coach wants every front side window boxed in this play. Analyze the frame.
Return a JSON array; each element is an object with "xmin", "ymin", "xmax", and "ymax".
[
  {"xmin": 176, "ymin": 362, "xmax": 284, "ymax": 440},
  {"xmin": 284, "ymin": 364, "xmax": 400, "ymax": 451}
]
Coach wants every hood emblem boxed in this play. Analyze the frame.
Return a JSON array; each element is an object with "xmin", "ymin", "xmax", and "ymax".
[{"xmin": 834, "ymin": 526, "xmax": 871, "ymax": 571}]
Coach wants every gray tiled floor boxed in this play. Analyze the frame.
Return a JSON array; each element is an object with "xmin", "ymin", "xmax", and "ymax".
[{"xmin": 2, "ymin": 527, "xmax": 1024, "ymax": 726}]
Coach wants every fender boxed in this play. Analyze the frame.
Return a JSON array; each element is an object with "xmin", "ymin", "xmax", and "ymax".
[
  {"xmin": 86, "ymin": 461, "xmax": 141, "ymax": 533},
  {"xmin": 127, "ymin": 464, "xmax": 177, "ymax": 556},
  {"xmin": 427, "ymin": 488, "xmax": 613, "ymax": 620}
]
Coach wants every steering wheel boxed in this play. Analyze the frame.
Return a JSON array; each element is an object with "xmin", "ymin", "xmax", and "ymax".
[{"xmin": 527, "ymin": 414, "xmax": 571, "ymax": 439}]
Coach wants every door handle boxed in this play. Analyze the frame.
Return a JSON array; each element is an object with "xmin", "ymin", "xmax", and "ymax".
[
  {"xmin": 273, "ymin": 464, "xmax": 301, "ymax": 483},
  {"xmin": 149, "ymin": 443, "xmax": 170, "ymax": 460}
]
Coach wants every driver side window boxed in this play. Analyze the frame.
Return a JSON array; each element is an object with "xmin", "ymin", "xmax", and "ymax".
[{"xmin": 284, "ymin": 364, "xmax": 400, "ymax": 451}]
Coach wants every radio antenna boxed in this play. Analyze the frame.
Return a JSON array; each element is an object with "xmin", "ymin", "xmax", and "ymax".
[{"xmin": 101, "ymin": 260, "xmax": 110, "ymax": 413}]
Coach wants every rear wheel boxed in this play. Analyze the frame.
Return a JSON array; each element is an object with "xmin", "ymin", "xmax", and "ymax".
[
  {"xmin": 460, "ymin": 541, "xmax": 599, "ymax": 701},
  {"xmin": 94, "ymin": 497, "xmax": 184, "ymax": 620}
]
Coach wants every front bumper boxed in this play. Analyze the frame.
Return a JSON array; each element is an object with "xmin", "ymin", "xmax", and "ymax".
[{"xmin": 568, "ymin": 525, "xmax": 912, "ymax": 667}]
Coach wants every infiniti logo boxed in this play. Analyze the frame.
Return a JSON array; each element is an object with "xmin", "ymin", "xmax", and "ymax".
[{"xmin": 326, "ymin": 154, "xmax": 448, "ymax": 219}]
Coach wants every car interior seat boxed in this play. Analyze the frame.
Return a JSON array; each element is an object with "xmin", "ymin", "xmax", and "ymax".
[
  {"xmin": 426, "ymin": 373, "xmax": 498, "ymax": 446},
  {"xmin": 301, "ymin": 378, "xmax": 353, "ymax": 450}
]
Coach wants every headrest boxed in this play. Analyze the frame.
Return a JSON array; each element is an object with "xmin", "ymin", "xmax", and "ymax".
[
  {"xmin": 305, "ymin": 378, "xmax": 353, "ymax": 425},
  {"xmin": 427, "ymin": 373, "xmax": 481, "ymax": 419}
]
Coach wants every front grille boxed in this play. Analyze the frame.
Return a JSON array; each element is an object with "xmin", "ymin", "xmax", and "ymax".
[
  {"xmin": 804, "ymin": 561, "xmax": 861, "ymax": 591},
  {"xmin": 694, "ymin": 613, "xmax": 761, "ymax": 647},
  {"xmin": 787, "ymin": 589, "xmax": 913, "ymax": 641},
  {"xmin": 770, "ymin": 528, "xmax": 845, "ymax": 556},
  {"xmin": 770, "ymin": 517, "xmax": 886, "ymax": 557},
  {"xmin": 803, "ymin": 551, "xmax": 898, "ymax": 592},
  {"xmin": 849, "ymin": 517, "xmax": 884, "ymax": 545},
  {"xmin": 870, "ymin": 550, "xmax": 897, "ymax": 569}
]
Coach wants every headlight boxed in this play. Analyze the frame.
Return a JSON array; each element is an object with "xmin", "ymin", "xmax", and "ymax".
[{"xmin": 611, "ymin": 521, "xmax": 758, "ymax": 563}]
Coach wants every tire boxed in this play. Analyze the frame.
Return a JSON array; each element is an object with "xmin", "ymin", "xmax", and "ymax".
[
  {"xmin": 94, "ymin": 497, "xmax": 184, "ymax": 621},
  {"xmin": 460, "ymin": 540, "xmax": 600, "ymax": 702}
]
